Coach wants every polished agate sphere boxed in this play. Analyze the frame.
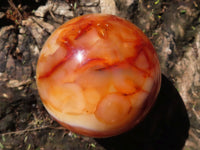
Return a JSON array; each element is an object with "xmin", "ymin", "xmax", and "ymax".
[{"xmin": 36, "ymin": 14, "xmax": 161, "ymax": 137}]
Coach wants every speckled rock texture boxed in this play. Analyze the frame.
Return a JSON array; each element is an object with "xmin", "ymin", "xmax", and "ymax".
[{"xmin": 0, "ymin": 0, "xmax": 199, "ymax": 149}]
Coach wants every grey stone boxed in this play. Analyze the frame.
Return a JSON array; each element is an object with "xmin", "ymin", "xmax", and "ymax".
[
  {"xmin": 0, "ymin": 12, "xmax": 5, "ymax": 19},
  {"xmin": 80, "ymin": 0, "xmax": 100, "ymax": 7},
  {"xmin": 0, "ymin": 26, "xmax": 16, "ymax": 73}
]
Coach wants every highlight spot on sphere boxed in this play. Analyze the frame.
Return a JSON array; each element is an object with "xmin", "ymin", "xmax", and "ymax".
[{"xmin": 36, "ymin": 14, "xmax": 161, "ymax": 138}]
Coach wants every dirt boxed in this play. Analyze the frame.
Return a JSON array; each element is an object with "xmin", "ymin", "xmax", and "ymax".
[{"xmin": 0, "ymin": 0, "xmax": 200, "ymax": 150}]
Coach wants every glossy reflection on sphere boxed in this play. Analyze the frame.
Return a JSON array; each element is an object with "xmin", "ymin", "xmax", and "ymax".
[{"xmin": 36, "ymin": 14, "xmax": 161, "ymax": 137}]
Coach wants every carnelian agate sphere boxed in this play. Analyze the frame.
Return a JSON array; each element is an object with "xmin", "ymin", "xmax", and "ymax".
[{"xmin": 36, "ymin": 14, "xmax": 161, "ymax": 138}]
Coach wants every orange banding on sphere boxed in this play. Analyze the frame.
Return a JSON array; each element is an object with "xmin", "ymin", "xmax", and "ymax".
[{"xmin": 36, "ymin": 14, "xmax": 161, "ymax": 137}]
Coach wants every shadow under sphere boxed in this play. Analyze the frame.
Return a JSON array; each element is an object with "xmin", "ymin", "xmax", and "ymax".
[{"xmin": 95, "ymin": 74, "xmax": 190, "ymax": 150}]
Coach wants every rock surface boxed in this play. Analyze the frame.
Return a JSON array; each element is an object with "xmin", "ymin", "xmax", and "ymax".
[{"xmin": 0, "ymin": 0, "xmax": 199, "ymax": 149}]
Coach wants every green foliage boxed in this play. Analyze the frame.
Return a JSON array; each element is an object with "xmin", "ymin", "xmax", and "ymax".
[
  {"xmin": 180, "ymin": 10, "xmax": 186, "ymax": 14},
  {"xmin": 1, "ymin": 135, "xmax": 5, "ymax": 142},
  {"xmin": 154, "ymin": 0, "xmax": 160, "ymax": 5},
  {"xmin": 0, "ymin": 142, "xmax": 4, "ymax": 149},
  {"xmin": 27, "ymin": 144, "xmax": 31, "ymax": 150}
]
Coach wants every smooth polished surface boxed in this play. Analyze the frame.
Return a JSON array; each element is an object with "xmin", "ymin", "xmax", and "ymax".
[
  {"xmin": 36, "ymin": 14, "xmax": 161, "ymax": 137},
  {"xmin": 96, "ymin": 75, "xmax": 190, "ymax": 150}
]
